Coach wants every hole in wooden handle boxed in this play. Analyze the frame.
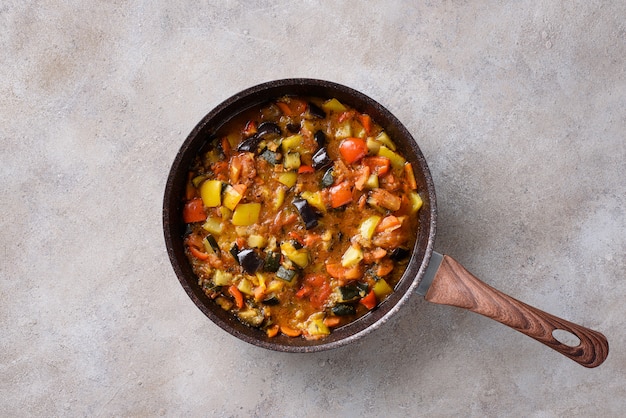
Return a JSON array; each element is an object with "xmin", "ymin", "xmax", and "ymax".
[{"xmin": 552, "ymin": 329, "xmax": 581, "ymax": 347}]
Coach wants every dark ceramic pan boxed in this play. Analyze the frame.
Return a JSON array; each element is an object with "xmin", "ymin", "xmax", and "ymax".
[{"xmin": 163, "ymin": 79, "xmax": 608, "ymax": 367}]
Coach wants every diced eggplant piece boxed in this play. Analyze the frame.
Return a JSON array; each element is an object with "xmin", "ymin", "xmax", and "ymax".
[
  {"xmin": 264, "ymin": 251, "xmax": 281, "ymax": 272},
  {"xmin": 331, "ymin": 303, "xmax": 356, "ymax": 316},
  {"xmin": 260, "ymin": 149, "xmax": 279, "ymax": 164},
  {"xmin": 307, "ymin": 103, "xmax": 326, "ymax": 119},
  {"xmin": 286, "ymin": 123, "xmax": 300, "ymax": 133},
  {"xmin": 203, "ymin": 234, "xmax": 220, "ymax": 254},
  {"xmin": 262, "ymin": 295, "xmax": 280, "ymax": 306},
  {"xmin": 230, "ymin": 243, "xmax": 240, "ymax": 260},
  {"xmin": 314, "ymin": 130, "xmax": 326, "ymax": 147},
  {"xmin": 292, "ymin": 197, "xmax": 319, "ymax": 230},
  {"xmin": 389, "ymin": 247, "xmax": 410, "ymax": 261},
  {"xmin": 339, "ymin": 284, "xmax": 362, "ymax": 302},
  {"xmin": 237, "ymin": 134, "xmax": 261, "ymax": 152},
  {"xmin": 320, "ymin": 168, "xmax": 334, "ymax": 188},
  {"xmin": 237, "ymin": 249, "xmax": 265, "ymax": 274},
  {"xmin": 311, "ymin": 147, "xmax": 332, "ymax": 170},
  {"xmin": 257, "ymin": 121, "xmax": 281, "ymax": 138},
  {"xmin": 276, "ymin": 265, "xmax": 298, "ymax": 282}
]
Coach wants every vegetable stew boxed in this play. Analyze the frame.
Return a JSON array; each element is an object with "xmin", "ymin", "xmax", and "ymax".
[{"xmin": 182, "ymin": 96, "xmax": 423, "ymax": 339}]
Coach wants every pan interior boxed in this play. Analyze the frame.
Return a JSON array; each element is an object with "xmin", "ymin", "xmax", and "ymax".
[{"xmin": 163, "ymin": 79, "xmax": 437, "ymax": 352}]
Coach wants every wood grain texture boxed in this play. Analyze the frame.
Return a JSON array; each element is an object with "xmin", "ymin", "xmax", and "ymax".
[{"xmin": 425, "ymin": 255, "xmax": 609, "ymax": 368}]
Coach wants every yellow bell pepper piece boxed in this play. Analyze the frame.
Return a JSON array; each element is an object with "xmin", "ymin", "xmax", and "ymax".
[
  {"xmin": 200, "ymin": 180, "xmax": 222, "ymax": 207},
  {"xmin": 373, "ymin": 279, "xmax": 393, "ymax": 299},
  {"xmin": 231, "ymin": 203, "xmax": 261, "ymax": 226},
  {"xmin": 278, "ymin": 172, "xmax": 298, "ymax": 188},
  {"xmin": 322, "ymin": 98, "xmax": 347, "ymax": 112}
]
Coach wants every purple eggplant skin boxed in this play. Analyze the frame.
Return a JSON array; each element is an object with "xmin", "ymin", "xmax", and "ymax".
[
  {"xmin": 313, "ymin": 130, "xmax": 326, "ymax": 148},
  {"xmin": 307, "ymin": 103, "xmax": 326, "ymax": 119},
  {"xmin": 237, "ymin": 249, "xmax": 265, "ymax": 274},
  {"xmin": 292, "ymin": 197, "xmax": 319, "ymax": 230},
  {"xmin": 312, "ymin": 147, "xmax": 332, "ymax": 170}
]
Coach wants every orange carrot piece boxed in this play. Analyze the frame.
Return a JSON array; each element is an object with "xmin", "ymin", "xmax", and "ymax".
[
  {"xmin": 326, "ymin": 262, "xmax": 363, "ymax": 280},
  {"xmin": 221, "ymin": 137, "xmax": 232, "ymax": 157},
  {"xmin": 404, "ymin": 162, "xmax": 418, "ymax": 190},
  {"xmin": 291, "ymin": 99, "xmax": 308, "ymax": 115},
  {"xmin": 189, "ymin": 245, "xmax": 209, "ymax": 260},
  {"xmin": 298, "ymin": 165, "xmax": 315, "ymax": 174},
  {"xmin": 280, "ymin": 326, "xmax": 302, "ymax": 337},
  {"xmin": 236, "ymin": 236, "xmax": 247, "ymax": 249},
  {"xmin": 370, "ymin": 247, "xmax": 387, "ymax": 260},
  {"xmin": 266, "ymin": 324, "xmax": 280, "ymax": 338},
  {"xmin": 376, "ymin": 215, "xmax": 402, "ymax": 232},
  {"xmin": 323, "ymin": 316, "xmax": 342, "ymax": 328},
  {"xmin": 276, "ymin": 101, "xmax": 293, "ymax": 116},
  {"xmin": 232, "ymin": 183, "xmax": 247, "ymax": 196},
  {"xmin": 288, "ymin": 231, "xmax": 305, "ymax": 246},
  {"xmin": 228, "ymin": 285, "xmax": 244, "ymax": 309},
  {"xmin": 212, "ymin": 161, "xmax": 229, "ymax": 180},
  {"xmin": 253, "ymin": 286, "xmax": 266, "ymax": 302},
  {"xmin": 354, "ymin": 165, "xmax": 370, "ymax": 191},
  {"xmin": 295, "ymin": 286, "xmax": 310, "ymax": 299},
  {"xmin": 303, "ymin": 233, "xmax": 322, "ymax": 247},
  {"xmin": 229, "ymin": 156, "xmax": 243, "ymax": 184},
  {"xmin": 376, "ymin": 258, "xmax": 394, "ymax": 277},
  {"xmin": 325, "ymin": 262, "xmax": 345, "ymax": 279},
  {"xmin": 358, "ymin": 113, "xmax": 372, "ymax": 134}
]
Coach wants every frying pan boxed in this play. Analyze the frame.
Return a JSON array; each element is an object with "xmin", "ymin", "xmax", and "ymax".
[{"xmin": 163, "ymin": 79, "xmax": 609, "ymax": 367}]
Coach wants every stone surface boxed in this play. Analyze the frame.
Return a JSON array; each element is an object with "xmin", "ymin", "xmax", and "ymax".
[{"xmin": 1, "ymin": 1, "xmax": 624, "ymax": 416}]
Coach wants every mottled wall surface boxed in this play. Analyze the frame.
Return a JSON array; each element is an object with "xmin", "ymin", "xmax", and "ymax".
[{"xmin": 1, "ymin": 1, "xmax": 624, "ymax": 417}]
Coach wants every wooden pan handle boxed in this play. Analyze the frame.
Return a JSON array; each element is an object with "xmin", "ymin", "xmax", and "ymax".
[{"xmin": 424, "ymin": 255, "xmax": 609, "ymax": 368}]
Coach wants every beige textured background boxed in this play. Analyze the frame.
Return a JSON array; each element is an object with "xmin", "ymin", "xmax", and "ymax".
[{"xmin": 1, "ymin": 1, "xmax": 624, "ymax": 416}]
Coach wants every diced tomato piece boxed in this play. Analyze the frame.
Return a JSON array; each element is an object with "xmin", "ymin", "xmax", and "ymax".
[
  {"xmin": 298, "ymin": 165, "xmax": 315, "ymax": 174},
  {"xmin": 339, "ymin": 138, "xmax": 368, "ymax": 164},
  {"xmin": 212, "ymin": 161, "xmax": 229, "ymax": 180},
  {"xmin": 295, "ymin": 286, "xmax": 311, "ymax": 299},
  {"xmin": 360, "ymin": 289, "xmax": 377, "ymax": 310},
  {"xmin": 303, "ymin": 274, "xmax": 332, "ymax": 309},
  {"xmin": 363, "ymin": 156, "xmax": 391, "ymax": 176},
  {"xmin": 329, "ymin": 181, "xmax": 353, "ymax": 208},
  {"xmin": 182, "ymin": 198, "xmax": 207, "ymax": 223}
]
